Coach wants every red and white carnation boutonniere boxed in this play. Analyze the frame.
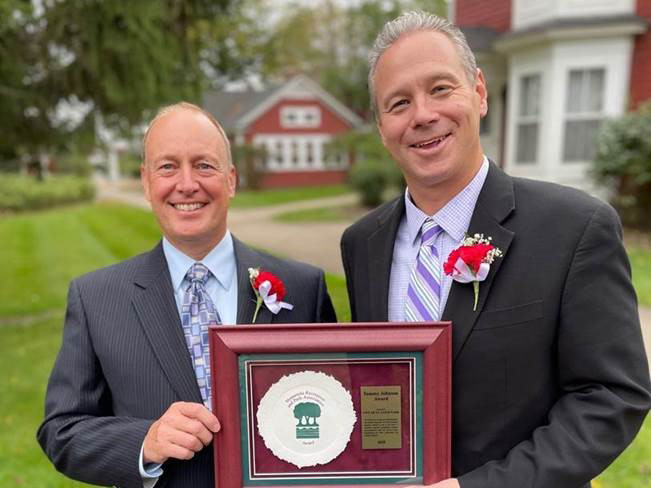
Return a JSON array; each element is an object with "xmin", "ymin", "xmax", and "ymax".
[
  {"xmin": 248, "ymin": 267, "xmax": 294, "ymax": 323},
  {"xmin": 443, "ymin": 234, "xmax": 503, "ymax": 312}
]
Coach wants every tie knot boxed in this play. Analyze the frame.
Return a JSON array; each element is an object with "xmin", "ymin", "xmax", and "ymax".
[
  {"xmin": 186, "ymin": 263, "xmax": 211, "ymax": 285},
  {"xmin": 420, "ymin": 220, "xmax": 441, "ymax": 246}
]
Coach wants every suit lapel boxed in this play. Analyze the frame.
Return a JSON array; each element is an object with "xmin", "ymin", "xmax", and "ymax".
[
  {"xmin": 233, "ymin": 238, "xmax": 274, "ymax": 325},
  {"xmin": 442, "ymin": 164, "xmax": 516, "ymax": 360},
  {"xmin": 132, "ymin": 243, "xmax": 202, "ymax": 403},
  {"xmin": 367, "ymin": 198, "xmax": 405, "ymax": 321}
]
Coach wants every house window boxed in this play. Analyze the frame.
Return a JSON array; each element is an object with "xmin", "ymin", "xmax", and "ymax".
[
  {"xmin": 275, "ymin": 140, "xmax": 284, "ymax": 165},
  {"xmin": 305, "ymin": 141, "xmax": 314, "ymax": 165},
  {"xmin": 280, "ymin": 106, "xmax": 321, "ymax": 128},
  {"xmin": 562, "ymin": 68, "xmax": 605, "ymax": 163},
  {"xmin": 515, "ymin": 74, "xmax": 540, "ymax": 165},
  {"xmin": 290, "ymin": 141, "xmax": 299, "ymax": 165}
]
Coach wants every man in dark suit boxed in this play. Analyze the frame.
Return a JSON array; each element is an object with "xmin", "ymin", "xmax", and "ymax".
[
  {"xmin": 38, "ymin": 102, "xmax": 336, "ymax": 487},
  {"xmin": 341, "ymin": 11, "xmax": 650, "ymax": 488}
]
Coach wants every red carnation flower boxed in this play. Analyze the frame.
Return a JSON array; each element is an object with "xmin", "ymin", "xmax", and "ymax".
[
  {"xmin": 443, "ymin": 233, "xmax": 503, "ymax": 312},
  {"xmin": 254, "ymin": 271, "xmax": 286, "ymax": 301},
  {"xmin": 459, "ymin": 243, "xmax": 493, "ymax": 273}
]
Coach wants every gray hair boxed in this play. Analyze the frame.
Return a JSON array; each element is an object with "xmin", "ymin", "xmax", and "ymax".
[
  {"xmin": 368, "ymin": 11, "xmax": 478, "ymax": 115},
  {"xmin": 142, "ymin": 101, "xmax": 232, "ymax": 166}
]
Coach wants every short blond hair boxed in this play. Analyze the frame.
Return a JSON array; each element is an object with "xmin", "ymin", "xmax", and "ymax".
[{"xmin": 141, "ymin": 102, "xmax": 232, "ymax": 166}]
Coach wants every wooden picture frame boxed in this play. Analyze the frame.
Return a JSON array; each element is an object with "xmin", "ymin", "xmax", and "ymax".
[{"xmin": 209, "ymin": 322, "xmax": 451, "ymax": 487}]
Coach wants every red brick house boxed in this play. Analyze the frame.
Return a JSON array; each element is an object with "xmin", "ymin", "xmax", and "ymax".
[
  {"xmin": 452, "ymin": 0, "xmax": 650, "ymax": 194},
  {"xmin": 204, "ymin": 75, "xmax": 364, "ymax": 189}
]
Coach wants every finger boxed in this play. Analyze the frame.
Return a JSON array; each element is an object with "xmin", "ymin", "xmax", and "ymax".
[
  {"xmin": 160, "ymin": 441, "xmax": 197, "ymax": 461},
  {"xmin": 177, "ymin": 417, "xmax": 214, "ymax": 446},
  {"xmin": 161, "ymin": 409, "xmax": 214, "ymax": 442},
  {"xmin": 159, "ymin": 428, "xmax": 205, "ymax": 453},
  {"xmin": 176, "ymin": 402, "xmax": 220, "ymax": 432}
]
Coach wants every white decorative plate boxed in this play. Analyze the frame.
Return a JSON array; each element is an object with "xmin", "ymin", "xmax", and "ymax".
[{"xmin": 256, "ymin": 370, "xmax": 357, "ymax": 468}]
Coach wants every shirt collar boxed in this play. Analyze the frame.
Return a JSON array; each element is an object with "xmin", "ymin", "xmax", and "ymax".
[
  {"xmin": 404, "ymin": 156, "xmax": 489, "ymax": 244},
  {"xmin": 162, "ymin": 231, "xmax": 236, "ymax": 293}
]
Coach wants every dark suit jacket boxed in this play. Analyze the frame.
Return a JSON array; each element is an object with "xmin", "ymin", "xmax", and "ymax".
[
  {"xmin": 341, "ymin": 163, "xmax": 651, "ymax": 488},
  {"xmin": 37, "ymin": 237, "xmax": 336, "ymax": 488}
]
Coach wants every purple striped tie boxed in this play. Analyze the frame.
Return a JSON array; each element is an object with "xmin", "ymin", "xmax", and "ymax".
[{"xmin": 405, "ymin": 220, "xmax": 443, "ymax": 322}]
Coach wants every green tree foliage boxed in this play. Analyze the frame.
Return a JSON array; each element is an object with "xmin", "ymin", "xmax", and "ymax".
[
  {"xmin": 329, "ymin": 129, "xmax": 404, "ymax": 207},
  {"xmin": 0, "ymin": 0, "xmax": 242, "ymax": 168},
  {"xmin": 260, "ymin": 0, "xmax": 447, "ymax": 119},
  {"xmin": 594, "ymin": 102, "xmax": 651, "ymax": 229}
]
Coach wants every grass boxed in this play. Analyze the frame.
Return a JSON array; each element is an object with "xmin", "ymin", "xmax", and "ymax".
[
  {"xmin": 0, "ymin": 317, "xmax": 89, "ymax": 487},
  {"xmin": 0, "ymin": 203, "xmax": 161, "ymax": 318},
  {"xmin": 230, "ymin": 184, "xmax": 350, "ymax": 208},
  {"xmin": 595, "ymin": 417, "xmax": 651, "ymax": 488},
  {"xmin": 629, "ymin": 247, "xmax": 651, "ymax": 306},
  {"xmin": 325, "ymin": 273, "xmax": 350, "ymax": 322},
  {"xmin": 0, "ymin": 202, "xmax": 648, "ymax": 486},
  {"xmin": 274, "ymin": 205, "xmax": 362, "ymax": 223}
]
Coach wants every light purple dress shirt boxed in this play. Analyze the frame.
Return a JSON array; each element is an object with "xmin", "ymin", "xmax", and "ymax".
[{"xmin": 388, "ymin": 158, "xmax": 489, "ymax": 322}]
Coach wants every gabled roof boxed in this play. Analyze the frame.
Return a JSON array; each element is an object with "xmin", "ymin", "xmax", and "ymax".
[
  {"xmin": 203, "ymin": 84, "xmax": 283, "ymax": 131},
  {"xmin": 203, "ymin": 75, "xmax": 364, "ymax": 132}
]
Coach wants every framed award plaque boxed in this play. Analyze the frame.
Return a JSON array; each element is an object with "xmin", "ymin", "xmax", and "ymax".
[{"xmin": 209, "ymin": 322, "xmax": 451, "ymax": 487}]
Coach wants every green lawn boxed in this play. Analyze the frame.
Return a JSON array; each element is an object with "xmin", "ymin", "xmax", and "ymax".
[
  {"xmin": 629, "ymin": 247, "xmax": 651, "ymax": 306},
  {"xmin": 274, "ymin": 205, "xmax": 361, "ymax": 223},
  {"xmin": 231, "ymin": 184, "xmax": 350, "ymax": 208},
  {"xmin": 0, "ymin": 202, "xmax": 648, "ymax": 487}
]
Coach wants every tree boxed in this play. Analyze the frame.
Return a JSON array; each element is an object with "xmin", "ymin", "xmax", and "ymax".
[
  {"xmin": 260, "ymin": 0, "xmax": 447, "ymax": 119},
  {"xmin": 0, "ymin": 0, "xmax": 244, "ymax": 170},
  {"xmin": 593, "ymin": 102, "xmax": 651, "ymax": 229}
]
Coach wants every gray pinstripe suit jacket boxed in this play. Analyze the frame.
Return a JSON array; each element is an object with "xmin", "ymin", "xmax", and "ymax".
[{"xmin": 37, "ymin": 237, "xmax": 336, "ymax": 487}]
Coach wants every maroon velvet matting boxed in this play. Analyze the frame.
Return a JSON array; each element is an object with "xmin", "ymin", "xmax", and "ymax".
[{"xmin": 244, "ymin": 358, "xmax": 417, "ymax": 479}]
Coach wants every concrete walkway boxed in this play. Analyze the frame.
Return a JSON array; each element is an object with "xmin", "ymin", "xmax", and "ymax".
[{"xmin": 97, "ymin": 181, "xmax": 651, "ymax": 366}]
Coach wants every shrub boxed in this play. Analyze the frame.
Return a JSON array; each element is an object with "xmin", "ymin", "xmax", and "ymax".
[
  {"xmin": 0, "ymin": 174, "xmax": 96, "ymax": 212},
  {"xmin": 331, "ymin": 129, "xmax": 404, "ymax": 207},
  {"xmin": 594, "ymin": 103, "xmax": 651, "ymax": 229},
  {"xmin": 349, "ymin": 159, "xmax": 392, "ymax": 207}
]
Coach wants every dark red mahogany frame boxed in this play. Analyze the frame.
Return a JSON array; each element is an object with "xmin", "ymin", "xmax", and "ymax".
[{"xmin": 209, "ymin": 322, "xmax": 451, "ymax": 488}]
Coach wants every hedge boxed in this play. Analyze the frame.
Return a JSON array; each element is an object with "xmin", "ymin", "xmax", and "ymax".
[{"xmin": 0, "ymin": 174, "xmax": 96, "ymax": 212}]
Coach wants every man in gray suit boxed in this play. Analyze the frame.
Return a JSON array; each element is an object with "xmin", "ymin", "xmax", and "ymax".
[
  {"xmin": 340, "ymin": 11, "xmax": 650, "ymax": 488},
  {"xmin": 38, "ymin": 102, "xmax": 336, "ymax": 487}
]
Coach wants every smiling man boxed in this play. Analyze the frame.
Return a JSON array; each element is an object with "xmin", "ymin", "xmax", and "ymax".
[
  {"xmin": 341, "ymin": 11, "xmax": 650, "ymax": 488},
  {"xmin": 38, "ymin": 103, "xmax": 336, "ymax": 487}
]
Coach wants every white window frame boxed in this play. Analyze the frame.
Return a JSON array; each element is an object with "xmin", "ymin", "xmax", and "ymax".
[
  {"xmin": 253, "ymin": 135, "xmax": 339, "ymax": 171},
  {"xmin": 280, "ymin": 106, "xmax": 321, "ymax": 129},
  {"xmin": 562, "ymin": 67, "xmax": 606, "ymax": 164},
  {"xmin": 515, "ymin": 73, "xmax": 541, "ymax": 165}
]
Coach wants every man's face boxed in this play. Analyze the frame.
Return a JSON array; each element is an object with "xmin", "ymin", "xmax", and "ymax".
[
  {"xmin": 141, "ymin": 108, "xmax": 236, "ymax": 256},
  {"xmin": 374, "ymin": 30, "xmax": 487, "ymax": 196}
]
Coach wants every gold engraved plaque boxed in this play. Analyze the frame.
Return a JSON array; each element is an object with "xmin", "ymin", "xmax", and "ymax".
[{"xmin": 360, "ymin": 386, "xmax": 401, "ymax": 449}]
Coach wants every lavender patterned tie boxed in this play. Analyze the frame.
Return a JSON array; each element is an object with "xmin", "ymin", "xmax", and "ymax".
[
  {"xmin": 181, "ymin": 263, "xmax": 221, "ymax": 409},
  {"xmin": 405, "ymin": 219, "xmax": 443, "ymax": 322}
]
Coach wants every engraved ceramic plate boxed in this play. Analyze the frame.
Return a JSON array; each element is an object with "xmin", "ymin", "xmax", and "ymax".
[{"xmin": 256, "ymin": 370, "xmax": 357, "ymax": 468}]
